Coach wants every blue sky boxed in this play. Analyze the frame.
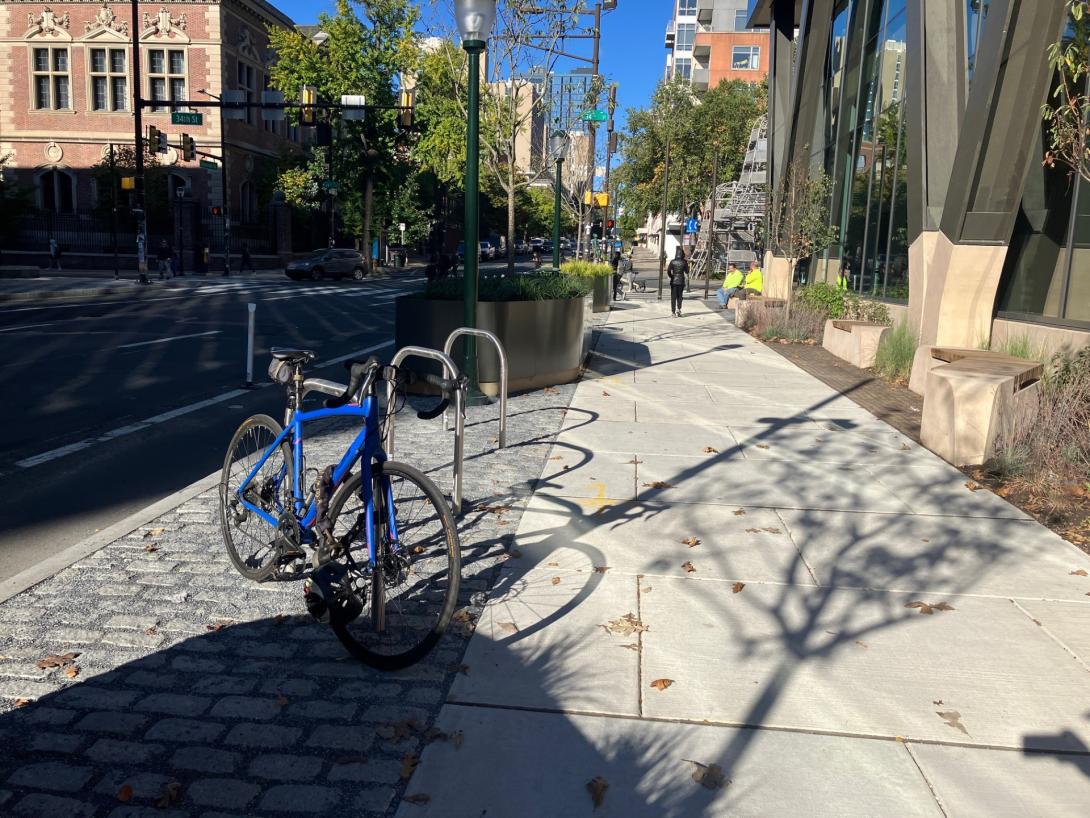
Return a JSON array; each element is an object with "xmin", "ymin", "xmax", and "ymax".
[{"xmin": 273, "ymin": 0, "xmax": 666, "ymax": 135}]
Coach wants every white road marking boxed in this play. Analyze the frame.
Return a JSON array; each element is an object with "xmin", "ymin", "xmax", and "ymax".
[
  {"xmin": 0, "ymin": 322, "xmax": 55, "ymax": 333},
  {"xmin": 15, "ymin": 339, "xmax": 395, "ymax": 471},
  {"xmin": 118, "ymin": 330, "xmax": 222, "ymax": 349}
]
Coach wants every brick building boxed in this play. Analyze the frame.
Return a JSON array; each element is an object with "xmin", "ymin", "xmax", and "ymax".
[{"xmin": 0, "ymin": 0, "xmax": 303, "ymax": 262}]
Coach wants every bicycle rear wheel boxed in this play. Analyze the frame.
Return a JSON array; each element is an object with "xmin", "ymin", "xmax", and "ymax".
[
  {"xmin": 327, "ymin": 461, "xmax": 460, "ymax": 670},
  {"xmin": 219, "ymin": 414, "xmax": 295, "ymax": 580}
]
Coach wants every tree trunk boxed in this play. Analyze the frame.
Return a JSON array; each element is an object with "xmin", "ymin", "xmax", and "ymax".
[
  {"xmin": 363, "ymin": 172, "xmax": 374, "ymax": 274},
  {"xmin": 507, "ymin": 167, "xmax": 516, "ymax": 274}
]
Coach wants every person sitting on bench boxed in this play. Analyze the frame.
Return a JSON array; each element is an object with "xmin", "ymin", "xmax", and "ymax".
[{"xmin": 716, "ymin": 263, "xmax": 745, "ymax": 309}]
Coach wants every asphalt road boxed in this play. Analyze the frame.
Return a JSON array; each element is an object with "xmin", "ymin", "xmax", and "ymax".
[{"xmin": 0, "ymin": 272, "xmax": 428, "ymax": 582}]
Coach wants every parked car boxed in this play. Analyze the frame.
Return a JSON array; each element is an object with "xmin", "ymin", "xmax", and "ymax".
[
  {"xmin": 529, "ymin": 237, "xmax": 545, "ymax": 253},
  {"xmin": 285, "ymin": 248, "xmax": 367, "ymax": 281},
  {"xmin": 514, "ymin": 239, "xmax": 529, "ymax": 255},
  {"xmin": 479, "ymin": 241, "xmax": 496, "ymax": 260}
]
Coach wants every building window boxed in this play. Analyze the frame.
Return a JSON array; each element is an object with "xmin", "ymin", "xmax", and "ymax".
[
  {"xmin": 32, "ymin": 48, "xmax": 71, "ymax": 110},
  {"xmin": 237, "ymin": 62, "xmax": 257, "ymax": 126},
  {"xmin": 677, "ymin": 0, "xmax": 696, "ymax": 15},
  {"xmin": 89, "ymin": 48, "xmax": 128, "ymax": 112},
  {"xmin": 39, "ymin": 168, "xmax": 75, "ymax": 213},
  {"xmin": 148, "ymin": 49, "xmax": 186, "ymax": 112},
  {"xmin": 674, "ymin": 57, "xmax": 692, "ymax": 81},
  {"xmin": 239, "ymin": 180, "xmax": 257, "ymax": 222},
  {"xmin": 676, "ymin": 23, "xmax": 696, "ymax": 51},
  {"xmin": 731, "ymin": 45, "xmax": 761, "ymax": 70},
  {"xmin": 735, "ymin": 10, "xmax": 750, "ymax": 31}
]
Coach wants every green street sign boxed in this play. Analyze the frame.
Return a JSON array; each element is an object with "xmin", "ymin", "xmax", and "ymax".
[
  {"xmin": 171, "ymin": 111, "xmax": 203, "ymax": 126},
  {"xmin": 199, "ymin": 159, "xmax": 218, "ymax": 170},
  {"xmin": 581, "ymin": 109, "xmax": 608, "ymax": 122},
  {"xmin": 322, "ymin": 180, "xmax": 339, "ymax": 192}
]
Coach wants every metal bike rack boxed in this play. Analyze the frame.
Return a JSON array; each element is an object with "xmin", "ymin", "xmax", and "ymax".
[
  {"xmin": 385, "ymin": 346, "xmax": 467, "ymax": 515},
  {"xmin": 443, "ymin": 327, "xmax": 508, "ymax": 449}
]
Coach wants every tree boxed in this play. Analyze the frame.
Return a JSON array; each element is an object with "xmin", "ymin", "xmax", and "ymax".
[
  {"xmin": 0, "ymin": 153, "xmax": 32, "ymax": 258},
  {"xmin": 90, "ymin": 143, "xmax": 170, "ymax": 230},
  {"xmin": 766, "ymin": 156, "xmax": 839, "ymax": 301},
  {"xmin": 267, "ymin": 0, "xmax": 417, "ymax": 264},
  {"xmin": 1044, "ymin": 1, "xmax": 1090, "ymax": 182}
]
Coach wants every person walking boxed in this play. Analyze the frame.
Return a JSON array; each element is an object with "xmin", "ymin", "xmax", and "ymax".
[
  {"xmin": 667, "ymin": 247, "xmax": 688, "ymax": 317},
  {"xmin": 156, "ymin": 239, "xmax": 172, "ymax": 280},
  {"xmin": 240, "ymin": 242, "xmax": 255, "ymax": 275},
  {"xmin": 48, "ymin": 237, "xmax": 62, "ymax": 271},
  {"xmin": 610, "ymin": 250, "xmax": 623, "ymax": 300}
]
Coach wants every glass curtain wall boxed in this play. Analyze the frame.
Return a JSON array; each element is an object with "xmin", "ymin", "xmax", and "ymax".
[{"xmin": 819, "ymin": 0, "xmax": 909, "ymax": 300}]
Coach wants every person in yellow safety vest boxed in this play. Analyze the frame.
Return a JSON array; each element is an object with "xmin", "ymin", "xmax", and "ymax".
[
  {"xmin": 744, "ymin": 261, "xmax": 763, "ymax": 295},
  {"xmin": 836, "ymin": 263, "xmax": 850, "ymax": 291},
  {"xmin": 716, "ymin": 263, "xmax": 746, "ymax": 309}
]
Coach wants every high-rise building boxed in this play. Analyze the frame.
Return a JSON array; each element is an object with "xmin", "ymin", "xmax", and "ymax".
[{"xmin": 665, "ymin": 0, "xmax": 769, "ymax": 90}]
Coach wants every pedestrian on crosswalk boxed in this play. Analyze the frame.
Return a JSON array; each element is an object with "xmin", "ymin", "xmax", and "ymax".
[{"xmin": 240, "ymin": 243, "xmax": 255, "ymax": 275}]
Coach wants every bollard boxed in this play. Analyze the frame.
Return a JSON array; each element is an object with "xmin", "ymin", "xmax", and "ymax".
[{"xmin": 244, "ymin": 302, "xmax": 256, "ymax": 388}]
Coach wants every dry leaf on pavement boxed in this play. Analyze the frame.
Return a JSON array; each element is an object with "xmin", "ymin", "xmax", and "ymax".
[
  {"xmin": 543, "ymin": 386, "xmax": 560, "ymax": 394},
  {"xmin": 965, "ymin": 480, "xmax": 983, "ymax": 492},
  {"xmin": 755, "ymin": 443, "xmax": 770, "ymax": 449},
  {"xmin": 601, "ymin": 613, "xmax": 647, "ymax": 636},
  {"xmin": 447, "ymin": 663, "xmax": 469, "ymax": 675},
  {"xmin": 642, "ymin": 481, "xmax": 675, "ymax": 489},
  {"xmin": 682, "ymin": 537, "xmax": 701, "ymax": 547},
  {"xmin": 13, "ymin": 698, "xmax": 32, "ymax": 708},
  {"xmin": 687, "ymin": 760, "xmax": 729, "ymax": 790},
  {"xmin": 650, "ymin": 678, "xmax": 674, "ymax": 691},
  {"xmin": 115, "ymin": 785, "xmax": 133, "ymax": 803},
  {"xmin": 731, "ymin": 582, "xmax": 745, "ymax": 594},
  {"xmin": 681, "ymin": 561, "xmax": 696, "ymax": 573},
  {"xmin": 64, "ymin": 666, "xmax": 79, "ymax": 679},
  {"xmin": 602, "ymin": 390, "xmax": 611, "ymax": 396},
  {"xmin": 625, "ymin": 457, "xmax": 644, "ymax": 465},
  {"xmin": 144, "ymin": 543, "xmax": 158, "ymax": 553},
  {"xmin": 156, "ymin": 781, "xmax": 183, "ymax": 809},
  {"xmin": 1070, "ymin": 569, "xmax": 1088, "ymax": 577},
  {"xmin": 594, "ymin": 565, "xmax": 610, "ymax": 573},
  {"xmin": 703, "ymin": 446, "xmax": 718, "ymax": 454},
  {"xmin": 400, "ymin": 753, "xmax": 420, "ymax": 779},
  {"xmin": 403, "ymin": 794, "xmax": 431, "ymax": 805},
  {"xmin": 144, "ymin": 528, "xmax": 165, "ymax": 538},
  {"xmin": 551, "ymin": 577, "xmax": 561, "ymax": 586},
  {"xmin": 906, "ymin": 601, "xmax": 955, "ymax": 615},
  {"xmin": 733, "ymin": 508, "xmax": 746, "ymax": 516},
  {"xmin": 587, "ymin": 776, "xmax": 609, "ymax": 809},
  {"xmin": 937, "ymin": 710, "xmax": 969, "ymax": 735},
  {"xmin": 36, "ymin": 652, "xmax": 79, "ymax": 670}
]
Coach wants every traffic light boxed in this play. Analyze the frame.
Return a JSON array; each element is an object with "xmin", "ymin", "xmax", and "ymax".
[
  {"xmin": 591, "ymin": 219, "xmax": 603, "ymax": 239},
  {"xmin": 398, "ymin": 87, "xmax": 415, "ymax": 130},
  {"xmin": 211, "ymin": 205, "xmax": 223, "ymax": 217},
  {"xmin": 607, "ymin": 219, "xmax": 615, "ymax": 230},
  {"xmin": 300, "ymin": 85, "xmax": 318, "ymax": 126},
  {"xmin": 180, "ymin": 133, "xmax": 195, "ymax": 161},
  {"xmin": 147, "ymin": 125, "xmax": 167, "ymax": 154}
]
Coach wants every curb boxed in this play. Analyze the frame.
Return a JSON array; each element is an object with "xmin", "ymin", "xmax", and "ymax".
[
  {"xmin": 0, "ymin": 284, "xmax": 145, "ymax": 304},
  {"xmin": 0, "ymin": 468, "xmax": 221, "ymax": 605}
]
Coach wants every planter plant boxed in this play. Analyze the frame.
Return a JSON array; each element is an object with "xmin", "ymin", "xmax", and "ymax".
[{"xmin": 561, "ymin": 261, "xmax": 614, "ymax": 312}]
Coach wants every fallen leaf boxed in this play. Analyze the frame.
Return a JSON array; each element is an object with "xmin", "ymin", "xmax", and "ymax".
[
  {"xmin": 642, "ymin": 481, "xmax": 675, "ymax": 489},
  {"xmin": 155, "ymin": 781, "xmax": 183, "ymax": 809},
  {"xmin": 411, "ymin": 545, "xmax": 426, "ymax": 555},
  {"xmin": 731, "ymin": 582, "xmax": 745, "ymax": 594},
  {"xmin": 906, "ymin": 601, "xmax": 955, "ymax": 615},
  {"xmin": 594, "ymin": 565, "xmax": 610, "ymax": 573},
  {"xmin": 625, "ymin": 458, "xmax": 644, "ymax": 465},
  {"xmin": 602, "ymin": 390, "xmax": 611, "ymax": 396},
  {"xmin": 64, "ymin": 666, "xmax": 79, "ymax": 679},
  {"xmin": 144, "ymin": 627, "xmax": 157, "ymax": 636},
  {"xmin": 733, "ymin": 508, "xmax": 746, "ymax": 516},
  {"xmin": 703, "ymin": 446, "xmax": 718, "ymax": 454},
  {"xmin": 144, "ymin": 528, "xmax": 165, "ymax": 538},
  {"xmin": 687, "ymin": 760, "xmax": 729, "ymax": 790},
  {"xmin": 36, "ymin": 652, "xmax": 79, "ymax": 670},
  {"xmin": 619, "ymin": 643, "xmax": 639, "ymax": 652},
  {"xmin": 933, "ymin": 699, "xmax": 944, "ymax": 705},
  {"xmin": 650, "ymin": 678, "xmax": 674, "ymax": 691},
  {"xmin": 1070, "ymin": 569, "xmax": 1088, "ymax": 577},
  {"xmin": 115, "ymin": 784, "xmax": 133, "ymax": 803},
  {"xmin": 547, "ymin": 561, "xmax": 560, "ymax": 567},
  {"xmin": 921, "ymin": 538, "xmax": 930, "ymax": 543},
  {"xmin": 551, "ymin": 577, "xmax": 561, "ymax": 586},
  {"xmin": 275, "ymin": 695, "xmax": 289, "ymax": 707},
  {"xmin": 587, "ymin": 776, "xmax": 609, "ymax": 809},
  {"xmin": 855, "ymin": 640, "xmax": 868, "ymax": 649},
  {"xmin": 447, "ymin": 663, "xmax": 469, "ymax": 675},
  {"xmin": 932, "ymin": 602, "xmax": 956, "ymax": 611},
  {"xmin": 496, "ymin": 621, "xmax": 519, "ymax": 634},
  {"xmin": 452, "ymin": 609, "xmax": 474, "ymax": 624},
  {"xmin": 400, "ymin": 753, "xmax": 420, "ymax": 779},
  {"xmin": 681, "ymin": 561, "xmax": 696, "ymax": 573},
  {"xmin": 334, "ymin": 755, "xmax": 369, "ymax": 764},
  {"xmin": 13, "ymin": 698, "xmax": 32, "ymax": 708},
  {"xmin": 144, "ymin": 543, "xmax": 158, "ymax": 553},
  {"xmin": 682, "ymin": 536, "xmax": 701, "ymax": 547},
  {"xmin": 601, "ymin": 612, "xmax": 648, "ymax": 636},
  {"xmin": 548, "ymin": 455, "xmax": 563, "ymax": 461},
  {"xmin": 965, "ymin": 480, "xmax": 983, "ymax": 492},
  {"xmin": 937, "ymin": 710, "xmax": 969, "ymax": 735},
  {"xmin": 543, "ymin": 386, "xmax": 559, "ymax": 394},
  {"xmin": 642, "ymin": 586, "xmax": 653, "ymax": 593},
  {"xmin": 900, "ymin": 443, "xmax": 911, "ymax": 451},
  {"xmin": 403, "ymin": 794, "xmax": 431, "ymax": 805}
]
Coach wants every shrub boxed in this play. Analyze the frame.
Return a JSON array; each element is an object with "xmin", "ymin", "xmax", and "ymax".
[
  {"xmin": 874, "ymin": 321, "xmax": 917, "ymax": 384},
  {"xmin": 560, "ymin": 261, "xmax": 612, "ymax": 278},
  {"xmin": 842, "ymin": 297, "xmax": 891, "ymax": 325},
  {"xmin": 422, "ymin": 271, "xmax": 592, "ymax": 302},
  {"xmin": 795, "ymin": 282, "xmax": 847, "ymax": 318},
  {"xmin": 743, "ymin": 302, "xmax": 826, "ymax": 342}
]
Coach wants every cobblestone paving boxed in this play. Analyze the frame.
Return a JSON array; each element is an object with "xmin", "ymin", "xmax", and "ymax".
[{"xmin": 0, "ymin": 380, "xmax": 578, "ymax": 817}]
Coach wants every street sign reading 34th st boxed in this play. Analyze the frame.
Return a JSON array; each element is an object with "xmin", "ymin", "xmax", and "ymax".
[
  {"xmin": 171, "ymin": 111, "xmax": 203, "ymax": 126},
  {"xmin": 581, "ymin": 109, "xmax": 608, "ymax": 122}
]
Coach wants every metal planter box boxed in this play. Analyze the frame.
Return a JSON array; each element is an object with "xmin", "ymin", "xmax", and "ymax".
[
  {"xmin": 394, "ymin": 295, "xmax": 592, "ymax": 394},
  {"xmin": 592, "ymin": 275, "xmax": 611, "ymax": 312}
]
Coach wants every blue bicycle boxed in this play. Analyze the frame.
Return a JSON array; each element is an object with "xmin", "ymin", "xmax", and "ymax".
[{"xmin": 218, "ymin": 349, "xmax": 463, "ymax": 670}]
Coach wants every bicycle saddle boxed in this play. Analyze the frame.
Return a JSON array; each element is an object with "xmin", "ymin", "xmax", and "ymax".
[{"xmin": 270, "ymin": 347, "xmax": 317, "ymax": 364}]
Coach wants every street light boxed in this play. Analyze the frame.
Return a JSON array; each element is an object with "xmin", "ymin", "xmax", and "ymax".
[
  {"xmin": 550, "ymin": 131, "xmax": 569, "ymax": 270},
  {"xmin": 455, "ymin": 0, "xmax": 496, "ymax": 399}
]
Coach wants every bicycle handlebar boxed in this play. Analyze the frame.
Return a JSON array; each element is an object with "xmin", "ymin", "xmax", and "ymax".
[
  {"xmin": 324, "ymin": 357, "xmax": 379, "ymax": 408},
  {"xmin": 323, "ymin": 358, "xmax": 466, "ymax": 417}
]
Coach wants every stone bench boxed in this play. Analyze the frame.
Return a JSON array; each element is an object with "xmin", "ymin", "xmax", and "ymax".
[
  {"xmin": 920, "ymin": 353, "xmax": 1043, "ymax": 466},
  {"xmin": 821, "ymin": 319, "xmax": 889, "ymax": 369},
  {"xmin": 733, "ymin": 296, "xmax": 783, "ymax": 327},
  {"xmin": 908, "ymin": 345, "xmax": 1043, "ymax": 395}
]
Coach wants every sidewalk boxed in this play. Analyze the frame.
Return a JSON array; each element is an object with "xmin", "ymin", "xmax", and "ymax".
[{"xmin": 399, "ymin": 298, "xmax": 1090, "ymax": 817}]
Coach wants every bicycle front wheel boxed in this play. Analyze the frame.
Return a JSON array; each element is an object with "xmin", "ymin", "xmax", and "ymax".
[
  {"xmin": 219, "ymin": 414, "xmax": 294, "ymax": 580},
  {"xmin": 327, "ymin": 461, "xmax": 460, "ymax": 670}
]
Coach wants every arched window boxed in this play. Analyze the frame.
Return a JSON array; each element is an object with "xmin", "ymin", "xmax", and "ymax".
[
  {"xmin": 39, "ymin": 168, "xmax": 75, "ymax": 213},
  {"xmin": 168, "ymin": 173, "xmax": 189, "ymax": 202},
  {"xmin": 239, "ymin": 180, "xmax": 257, "ymax": 223}
]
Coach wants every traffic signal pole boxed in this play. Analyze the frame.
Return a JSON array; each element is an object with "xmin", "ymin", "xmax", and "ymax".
[{"xmin": 129, "ymin": 0, "xmax": 149, "ymax": 284}]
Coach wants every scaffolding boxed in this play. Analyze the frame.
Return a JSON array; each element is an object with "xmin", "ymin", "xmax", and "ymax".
[{"xmin": 689, "ymin": 116, "xmax": 768, "ymax": 281}]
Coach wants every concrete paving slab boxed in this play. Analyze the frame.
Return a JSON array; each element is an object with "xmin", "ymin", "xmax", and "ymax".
[
  {"xmin": 634, "ymin": 401, "xmax": 750, "ymax": 427},
  {"xmin": 1017, "ymin": 599, "xmax": 1090, "ymax": 666},
  {"xmin": 776, "ymin": 508, "xmax": 1090, "ymax": 600},
  {"xmin": 639, "ymin": 577, "xmax": 1090, "ymax": 749},
  {"xmin": 555, "ymin": 420, "xmax": 741, "ymax": 458},
  {"xmin": 636, "ymin": 455, "xmax": 913, "ymax": 514},
  {"xmin": 863, "ymin": 459, "xmax": 1030, "ymax": 520},
  {"xmin": 509, "ymin": 495, "xmax": 806, "ymax": 583},
  {"xmin": 574, "ymin": 379, "xmax": 715, "ymax": 404},
  {"xmin": 530, "ymin": 446, "xmax": 637, "ymax": 505},
  {"xmin": 447, "ymin": 569, "xmax": 640, "ymax": 715},
  {"xmin": 909, "ymin": 743, "xmax": 1090, "ymax": 818},
  {"xmin": 395, "ymin": 705, "xmax": 945, "ymax": 818},
  {"xmin": 729, "ymin": 424, "xmax": 931, "ymax": 465}
]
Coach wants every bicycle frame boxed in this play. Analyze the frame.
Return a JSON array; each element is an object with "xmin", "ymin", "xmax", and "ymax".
[{"xmin": 234, "ymin": 394, "xmax": 396, "ymax": 567}]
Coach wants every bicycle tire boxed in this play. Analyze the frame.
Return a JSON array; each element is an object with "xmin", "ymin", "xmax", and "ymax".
[
  {"xmin": 326, "ymin": 461, "xmax": 460, "ymax": 670},
  {"xmin": 219, "ymin": 414, "xmax": 295, "ymax": 580}
]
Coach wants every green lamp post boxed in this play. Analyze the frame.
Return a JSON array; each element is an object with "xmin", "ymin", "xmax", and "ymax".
[
  {"xmin": 549, "ymin": 131, "xmax": 569, "ymax": 270},
  {"xmin": 455, "ymin": 0, "xmax": 497, "ymax": 396}
]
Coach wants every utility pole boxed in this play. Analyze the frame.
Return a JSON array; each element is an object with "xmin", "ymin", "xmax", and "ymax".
[
  {"xmin": 129, "ymin": 0, "xmax": 148, "ymax": 285},
  {"xmin": 584, "ymin": 1, "xmax": 602, "ymax": 261},
  {"xmin": 657, "ymin": 130, "xmax": 670, "ymax": 300},
  {"xmin": 109, "ymin": 142, "xmax": 120, "ymax": 280},
  {"xmin": 603, "ymin": 83, "xmax": 617, "ymax": 259},
  {"xmin": 704, "ymin": 144, "xmax": 719, "ymax": 300}
]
